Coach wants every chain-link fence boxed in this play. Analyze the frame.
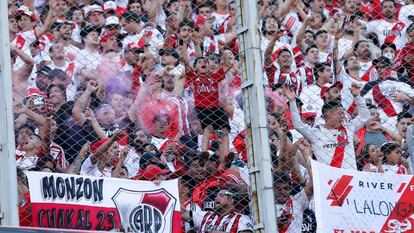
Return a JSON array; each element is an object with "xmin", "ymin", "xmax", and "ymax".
[{"xmin": 5, "ymin": 0, "xmax": 414, "ymax": 232}]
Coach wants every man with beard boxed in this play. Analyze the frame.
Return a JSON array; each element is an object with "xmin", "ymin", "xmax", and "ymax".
[
  {"xmin": 366, "ymin": 0, "xmax": 407, "ymax": 50},
  {"xmin": 83, "ymin": 4, "xmax": 106, "ymax": 28},
  {"xmin": 124, "ymin": 128, "xmax": 152, "ymax": 178},
  {"xmin": 56, "ymin": 21, "xmax": 80, "ymax": 61},
  {"xmin": 182, "ymin": 188, "xmax": 254, "ymax": 233},
  {"xmin": 354, "ymin": 40, "xmax": 376, "ymax": 82}
]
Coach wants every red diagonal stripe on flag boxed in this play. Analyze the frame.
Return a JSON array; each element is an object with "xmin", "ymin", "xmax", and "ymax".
[
  {"xmin": 397, "ymin": 183, "xmax": 406, "ymax": 193},
  {"xmin": 380, "ymin": 178, "xmax": 414, "ymax": 232},
  {"xmin": 327, "ymin": 175, "xmax": 353, "ymax": 206}
]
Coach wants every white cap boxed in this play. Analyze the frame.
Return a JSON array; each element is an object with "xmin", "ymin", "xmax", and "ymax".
[
  {"xmin": 103, "ymin": 1, "xmax": 117, "ymax": 12},
  {"xmin": 106, "ymin": 16, "xmax": 120, "ymax": 26},
  {"xmin": 83, "ymin": 4, "xmax": 103, "ymax": 16}
]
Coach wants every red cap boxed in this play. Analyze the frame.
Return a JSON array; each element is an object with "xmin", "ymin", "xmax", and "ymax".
[
  {"xmin": 301, "ymin": 112, "xmax": 317, "ymax": 119},
  {"xmin": 91, "ymin": 138, "xmax": 110, "ymax": 153},
  {"xmin": 320, "ymin": 81, "xmax": 343, "ymax": 100},
  {"xmin": 25, "ymin": 88, "xmax": 42, "ymax": 97},
  {"xmin": 195, "ymin": 16, "xmax": 209, "ymax": 28},
  {"xmin": 142, "ymin": 165, "xmax": 170, "ymax": 181},
  {"xmin": 99, "ymin": 33, "xmax": 113, "ymax": 45}
]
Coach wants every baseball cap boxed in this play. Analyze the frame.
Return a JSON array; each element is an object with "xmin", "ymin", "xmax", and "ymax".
[
  {"xmin": 105, "ymin": 16, "xmax": 120, "ymax": 26},
  {"xmin": 25, "ymin": 88, "xmax": 42, "ymax": 97},
  {"xmin": 372, "ymin": 56, "xmax": 392, "ymax": 68},
  {"xmin": 380, "ymin": 43, "xmax": 396, "ymax": 51},
  {"xmin": 37, "ymin": 66, "xmax": 52, "ymax": 76},
  {"xmin": 99, "ymin": 33, "xmax": 113, "ymax": 44},
  {"xmin": 15, "ymin": 6, "xmax": 36, "ymax": 21},
  {"xmin": 83, "ymin": 4, "xmax": 104, "ymax": 16},
  {"xmin": 142, "ymin": 165, "xmax": 170, "ymax": 181},
  {"xmin": 320, "ymin": 81, "xmax": 344, "ymax": 101},
  {"xmin": 103, "ymin": 1, "xmax": 117, "ymax": 12},
  {"xmin": 48, "ymin": 69, "xmax": 68, "ymax": 81},
  {"xmin": 159, "ymin": 49, "xmax": 180, "ymax": 59},
  {"xmin": 80, "ymin": 25, "xmax": 102, "ymax": 38}
]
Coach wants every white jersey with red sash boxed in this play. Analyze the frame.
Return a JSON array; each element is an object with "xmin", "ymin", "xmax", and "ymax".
[
  {"xmin": 211, "ymin": 12, "xmax": 230, "ymax": 32},
  {"xmin": 192, "ymin": 211, "xmax": 253, "ymax": 233},
  {"xmin": 364, "ymin": 79, "xmax": 414, "ymax": 127},
  {"xmin": 276, "ymin": 189, "xmax": 310, "ymax": 233},
  {"xmin": 367, "ymin": 20, "xmax": 407, "ymax": 49},
  {"xmin": 202, "ymin": 35, "xmax": 224, "ymax": 56},
  {"xmin": 359, "ymin": 61, "xmax": 378, "ymax": 82},
  {"xmin": 290, "ymin": 96, "xmax": 371, "ymax": 170},
  {"xmin": 336, "ymin": 68, "xmax": 368, "ymax": 116},
  {"xmin": 383, "ymin": 164, "xmax": 409, "ymax": 174},
  {"xmin": 122, "ymin": 26, "xmax": 164, "ymax": 55}
]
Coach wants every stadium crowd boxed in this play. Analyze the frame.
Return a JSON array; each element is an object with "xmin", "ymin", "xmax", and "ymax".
[{"xmin": 7, "ymin": 0, "xmax": 414, "ymax": 232}]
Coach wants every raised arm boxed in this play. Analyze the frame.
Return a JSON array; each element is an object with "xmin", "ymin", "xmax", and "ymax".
[
  {"xmin": 72, "ymin": 80, "xmax": 98, "ymax": 126},
  {"xmin": 91, "ymin": 130, "xmax": 125, "ymax": 164},
  {"xmin": 264, "ymin": 33, "xmax": 281, "ymax": 67},
  {"xmin": 66, "ymin": 141, "xmax": 91, "ymax": 174},
  {"xmin": 35, "ymin": 0, "xmax": 56, "ymax": 38},
  {"xmin": 349, "ymin": 87, "xmax": 371, "ymax": 132},
  {"xmin": 285, "ymin": 88, "xmax": 318, "ymax": 143}
]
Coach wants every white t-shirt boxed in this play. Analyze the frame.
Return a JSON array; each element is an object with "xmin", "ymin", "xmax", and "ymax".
[
  {"xmin": 192, "ymin": 210, "xmax": 253, "ymax": 232},
  {"xmin": 80, "ymin": 156, "xmax": 113, "ymax": 177},
  {"xmin": 275, "ymin": 189, "xmax": 310, "ymax": 233},
  {"xmin": 300, "ymin": 84, "xmax": 323, "ymax": 119},
  {"xmin": 75, "ymin": 48, "xmax": 102, "ymax": 71}
]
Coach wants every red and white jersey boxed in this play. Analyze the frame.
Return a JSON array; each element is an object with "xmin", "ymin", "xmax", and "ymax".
[
  {"xmin": 276, "ymin": 189, "xmax": 310, "ymax": 233},
  {"xmin": 184, "ymin": 201, "xmax": 202, "ymax": 232},
  {"xmin": 49, "ymin": 142, "xmax": 69, "ymax": 170},
  {"xmin": 211, "ymin": 12, "xmax": 230, "ymax": 32},
  {"xmin": 359, "ymin": 61, "xmax": 378, "ymax": 82},
  {"xmin": 12, "ymin": 30, "xmax": 39, "ymax": 69},
  {"xmin": 337, "ymin": 68, "xmax": 369, "ymax": 116},
  {"xmin": 290, "ymin": 96, "xmax": 371, "ymax": 170},
  {"xmin": 260, "ymin": 37, "xmax": 294, "ymax": 66},
  {"xmin": 383, "ymin": 164, "xmax": 409, "ymax": 174},
  {"xmin": 367, "ymin": 20, "xmax": 407, "ymax": 49},
  {"xmin": 280, "ymin": 12, "xmax": 302, "ymax": 45},
  {"xmin": 298, "ymin": 66, "xmax": 316, "ymax": 86},
  {"xmin": 122, "ymin": 26, "xmax": 164, "ymax": 56},
  {"xmin": 202, "ymin": 34, "xmax": 225, "ymax": 56},
  {"xmin": 363, "ymin": 79, "xmax": 414, "ymax": 121},
  {"xmin": 80, "ymin": 155, "xmax": 113, "ymax": 177},
  {"xmin": 16, "ymin": 151, "xmax": 44, "ymax": 171},
  {"xmin": 64, "ymin": 44, "xmax": 80, "ymax": 62},
  {"xmin": 265, "ymin": 65, "xmax": 303, "ymax": 95},
  {"xmin": 12, "ymin": 30, "xmax": 38, "ymax": 52},
  {"xmin": 48, "ymin": 60, "xmax": 81, "ymax": 100},
  {"xmin": 192, "ymin": 211, "xmax": 253, "ymax": 233}
]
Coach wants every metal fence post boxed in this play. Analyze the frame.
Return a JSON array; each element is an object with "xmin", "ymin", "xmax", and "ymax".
[
  {"xmin": 235, "ymin": 0, "xmax": 278, "ymax": 232},
  {"xmin": 0, "ymin": 0, "xmax": 19, "ymax": 226}
]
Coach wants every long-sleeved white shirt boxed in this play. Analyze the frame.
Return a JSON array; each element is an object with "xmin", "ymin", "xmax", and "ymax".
[{"xmin": 289, "ymin": 96, "xmax": 371, "ymax": 170}]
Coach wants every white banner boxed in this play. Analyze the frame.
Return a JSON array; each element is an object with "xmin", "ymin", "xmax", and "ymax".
[
  {"xmin": 311, "ymin": 160, "xmax": 414, "ymax": 233},
  {"xmin": 26, "ymin": 172, "xmax": 182, "ymax": 232}
]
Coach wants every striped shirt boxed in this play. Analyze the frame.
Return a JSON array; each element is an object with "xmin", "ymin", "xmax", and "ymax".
[{"xmin": 192, "ymin": 211, "xmax": 253, "ymax": 233}]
